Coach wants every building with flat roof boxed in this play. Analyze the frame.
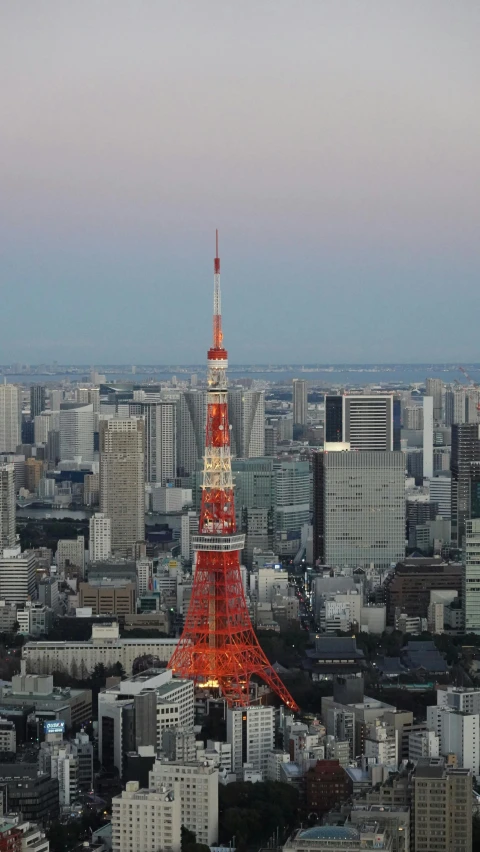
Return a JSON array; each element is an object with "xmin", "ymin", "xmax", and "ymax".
[
  {"xmin": 111, "ymin": 781, "xmax": 181, "ymax": 852},
  {"xmin": 413, "ymin": 758, "xmax": 472, "ymax": 852},
  {"xmin": 384, "ymin": 558, "xmax": 462, "ymax": 625},
  {"xmin": 23, "ymin": 623, "xmax": 177, "ymax": 677},
  {"xmin": 78, "ymin": 581, "xmax": 136, "ymax": 616},
  {"xmin": 0, "ymin": 670, "xmax": 92, "ymax": 729},
  {"xmin": 149, "ymin": 759, "xmax": 218, "ymax": 846}
]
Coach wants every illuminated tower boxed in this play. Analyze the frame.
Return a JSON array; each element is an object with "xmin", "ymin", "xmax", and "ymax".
[{"xmin": 168, "ymin": 233, "xmax": 298, "ymax": 710}]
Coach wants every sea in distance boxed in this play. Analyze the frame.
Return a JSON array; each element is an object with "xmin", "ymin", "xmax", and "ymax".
[{"xmin": 4, "ymin": 364, "xmax": 480, "ymax": 387}]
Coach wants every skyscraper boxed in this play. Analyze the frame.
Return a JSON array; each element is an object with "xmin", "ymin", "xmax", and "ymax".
[
  {"xmin": 423, "ymin": 396, "xmax": 434, "ymax": 479},
  {"xmin": 129, "ymin": 401, "xmax": 177, "ymax": 483},
  {"xmin": 426, "ymin": 377, "xmax": 443, "ymax": 421},
  {"xmin": 314, "ymin": 449, "xmax": 405, "ymax": 569},
  {"xmin": 177, "ymin": 390, "xmax": 207, "ymax": 477},
  {"xmin": 0, "ymin": 463, "xmax": 16, "ymax": 551},
  {"xmin": 451, "ymin": 423, "xmax": 480, "ymax": 547},
  {"xmin": 0, "ymin": 384, "xmax": 22, "ymax": 453},
  {"xmin": 464, "ymin": 518, "xmax": 480, "ymax": 633},
  {"xmin": 59, "ymin": 402, "xmax": 95, "ymax": 462},
  {"xmin": 100, "ymin": 418, "xmax": 145, "ymax": 557},
  {"xmin": 30, "ymin": 385, "xmax": 46, "ymax": 419},
  {"xmin": 324, "ymin": 394, "xmax": 394, "ymax": 451},
  {"xmin": 228, "ymin": 388, "xmax": 265, "ymax": 457},
  {"xmin": 292, "ymin": 379, "xmax": 308, "ymax": 426},
  {"xmin": 445, "ymin": 388, "xmax": 466, "ymax": 426}
]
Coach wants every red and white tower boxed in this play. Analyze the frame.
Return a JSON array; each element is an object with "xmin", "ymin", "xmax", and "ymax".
[{"xmin": 168, "ymin": 232, "xmax": 298, "ymax": 710}]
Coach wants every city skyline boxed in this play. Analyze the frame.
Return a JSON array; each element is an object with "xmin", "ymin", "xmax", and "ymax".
[{"xmin": 2, "ymin": 1, "xmax": 480, "ymax": 363}]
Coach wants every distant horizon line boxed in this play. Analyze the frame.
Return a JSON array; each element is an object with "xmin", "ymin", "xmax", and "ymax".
[{"xmin": 2, "ymin": 362, "xmax": 480, "ymax": 369}]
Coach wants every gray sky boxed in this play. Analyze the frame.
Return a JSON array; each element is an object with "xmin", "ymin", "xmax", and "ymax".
[{"xmin": 1, "ymin": 1, "xmax": 479, "ymax": 364}]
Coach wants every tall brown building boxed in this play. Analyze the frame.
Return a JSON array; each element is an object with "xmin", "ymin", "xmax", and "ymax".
[
  {"xmin": 385, "ymin": 558, "xmax": 462, "ymax": 625},
  {"xmin": 25, "ymin": 458, "xmax": 43, "ymax": 493},
  {"xmin": 305, "ymin": 759, "xmax": 352, "ymax": 816},
  {"xmin": 413, "ymin": 758, "xmax": 472, "ymax": 852},
  {"xmin": 451, "ymin": 423, "xmax": 480, "ymax": 548},
  {"xmin": 78, "ymin": 580, "xmax": 136, "ymax": 616},
  {"xmin": 99, "ymin": 418, "xmax": 145, "ymax": 558}
]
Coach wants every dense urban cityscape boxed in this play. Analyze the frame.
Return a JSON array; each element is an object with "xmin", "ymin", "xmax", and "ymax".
[
  {"xmin": 3, "ymin": 2, "xmax": 478, "ymax": 852},
  {"xmin": 0, "ymin": 233, "xmax": 479, "ymax": 852}
]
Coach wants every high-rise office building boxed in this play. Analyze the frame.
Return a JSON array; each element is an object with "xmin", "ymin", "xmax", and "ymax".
[
  {"xmin": 426, "ymin": 377, "xmax": 443, "ymax": 421},
  {"xmin": 445, "ymin": 388, "xmax": 466, "ymax": 426},
  {"xmin": 429, "ymin": 475, "xmax": 451, "ymax": 519},
  {"xmin": 59, "ymin": 402, "xmax": 95, "ymax": 462},
  {"xmin": 314, "ymin": 449, "xmax": 405, "ymax": 569},
  {"xmin": 231, "ymin": 457, "xmax": 275, "ymax": 567},
  {"xmin": 413, "ymin": 758, "xmax": 472, "ymax": 852},
  {"xmin": 228, "ymin": 389, "xmax": 265, "ymax": 457},
  {"xmin": 292, "ymin": 379, "xmax": 308, "ymax": 426},
  {"xmin": 30, "ymin": 385, "xmax": 46, "ymax": 419},
  {"xmin": 423, "ymin": 396, "xmax": 434, "ymax": 479},
  {"xmin": 451, "ymin": 423, "xmax": 480, "ymax": 547},
  {"xmin": 324, "ymin": 394, "xmax": 394, "ymax": 451},
  {"xmin": 0, "ymin": 464, "xmax": 16, "ymax": 550},
  {"xmin": 0, "ymin": 546, "xmax": 36, "ymax": 604},
  {"xmin": 464, "ymin": 518, "xmax": 480, "ymax": 633},
  {"xmin": 274, "ymin": 459, "xmax": 310, "ymax": 543},
  {"xmin": 89, "ymin": 513, "xmax": 112, "ymax": 562},
  {"xmin": 427, "ymin": 703, "xmax": 480, "ymax": 774},
  {"xmin": 100, "ymin": 418, "xmax": 145, "ymax": 557},
  {"xmin": 129, "ymin": 401, "xmax": 177, "ymax": 484},
  {"xmin": 177, "ymin": 390, "xmax": 207, "ymax": 477},
  {"xmin": 227, "ymin": 705, "xmax": 275, "ymax": 778},
  {"xmin": 0, "ymin": 385, "xmax": 22, "ymax": 453}
]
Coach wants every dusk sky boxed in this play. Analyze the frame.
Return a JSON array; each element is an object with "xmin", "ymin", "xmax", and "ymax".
[{"xmin": 1, "ymin": 1, "xmax": 479, "ymax": 364}]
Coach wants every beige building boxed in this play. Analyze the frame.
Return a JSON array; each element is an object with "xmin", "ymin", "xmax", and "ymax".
[
  {"xmin": 25, "ymin": 458, "xmax": 44, "ymax": 494},
  {"xmin": 23, "ymin": 623, "xmax": 177, "ymax": 676},
  {"xmin": 56, "ymin": 536, "xmax": 85, "ymax": 575},
  {"xmin": 149, "ymin": 759, "xmax": 218, "ymax": 846},
  {"xmin": 111, "ymin": 781, "xmax": 181, "ymax": 852},
  {"xmin": 413, "ymin": 758, "xmax": 472, "ymax": 852},
  {"xmin": 0, "ymin": 463, "xmax": 16, "ymax": 550},
  {"xmin": 100, "ymin": 418, "xmax": 145, "ymax": 557},
  {"xmin": 79, "ymin": 580, "xmax": 136, "ymax": 616}
]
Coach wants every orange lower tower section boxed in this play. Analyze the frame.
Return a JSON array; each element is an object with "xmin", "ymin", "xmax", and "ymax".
[{"xmin": 168, "ymin": 233, "xmax": 298, "ymax": 711}]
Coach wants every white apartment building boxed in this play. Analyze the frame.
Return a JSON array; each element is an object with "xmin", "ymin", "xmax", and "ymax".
[
  {"xmin": 428, "ymin": 476, "xmax": 451, "ymax": 519},
  {"xmin": 408, "ymin": 730, "xmax": 440, "ymax": 763},
  {"xmin": 427, "ymin": 704, "xmax": 480, "ymax": 775},
  {"xmin": 266, "ymin": 750, "xmax": 290, "ymax": 781},
  {"xmin": 364, "ymin": 721, "xmax": 398, "ymax": 769},
  {"xmin": 89, "ymin": 513, "xmax": 112, "ymax": 562},
  {"xmin": 17, "ymin": 821, "xmax": 50, "ymax": 852},
  {"xmin": 0, "ymin": 547, "xmax": 36, "ymax": 605},
  {"xmin": 111, "ymin": 781, "xmax": 181, "ymax": 852},
  {"xmin": 39, "ymin": 741, "xmax": 78, "ymax": 808},
  {"xmin": 34, "ymin": 412, "xmax": 59, "ymax": 445},
  {"xmin": 253, "ymin": 566, "xmax": 289, "ymax": 603},
  {"xmin": 437, "ymin": 686, "xmax": 480, "ymax": 714},
  {"xmin": 0, "ymin": 464, "xmax": 16, "ymax": 551},
  {"xmin": 56, "ymin": 536, "xmax": 85, "ymax": 574},
  {"xmin": 59, "ymin": 402, "xmax": 95, "ymax": 462},
  {"xmin": 464, "ymin": 519, "xmax": 480, "ymax": 633},
  {"xmin": 181, "ymin": 511, "xmax": 199, "ymax": 563},
  {"xmin": 227, "ymin": 705, "xmax": 275, "ymax": 778},
  {"xmin": 149, "ymin": 759, "xmax": 219, "ymax": 846},
  {"xmin": 23, "ymin": 623, "xmax": 177, "ymax": 676},
  {"xmin": 0, "ymin": 384, "xmax": 21, "ymax": 453},
  {"xmin": 136, "ymin": 557, "xmax": 153, "ymax": 596}
]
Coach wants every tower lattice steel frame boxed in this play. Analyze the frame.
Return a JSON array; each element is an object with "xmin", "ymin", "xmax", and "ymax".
[{"xmin": 168, "ymin": 232, "xmax": 299, "ymax": 710}]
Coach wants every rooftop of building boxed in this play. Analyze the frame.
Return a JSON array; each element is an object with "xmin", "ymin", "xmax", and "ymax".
[{"xmin": 298, "ymin": 826, "xmax": 359, "ymax": 841}]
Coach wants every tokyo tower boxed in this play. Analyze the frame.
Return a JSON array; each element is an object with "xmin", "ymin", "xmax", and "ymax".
[{"xmin": 168, "ymin": 232, "xmax": 298, "ymax": 711}]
